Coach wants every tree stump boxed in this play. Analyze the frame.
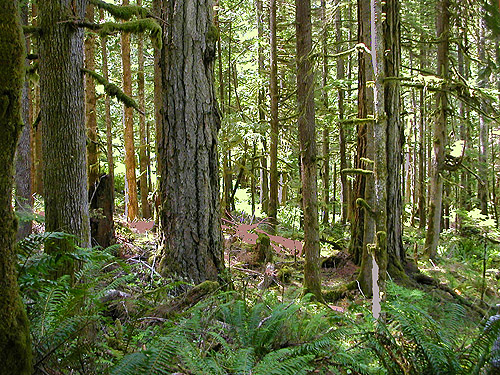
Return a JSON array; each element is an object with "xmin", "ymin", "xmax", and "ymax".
[{"xmin": 256, "ymin": 232, "xmax": 272, "ymax": 264}]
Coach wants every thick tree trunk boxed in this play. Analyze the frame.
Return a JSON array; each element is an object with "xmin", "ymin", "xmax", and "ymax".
[
  {"xmin": 15, "ymin": 3, "xmax": 33, "ymax": 241},
  {"xmin": 269, "ymin": 0, "xmax": 279, "ymax": 227},
  {"xmin": 137, "ymin": 2, "xmax": 151, "ymax": 219},
  {"xmin": 383, "ymin": 0, "xmax": 404, "ymax": 276},
  {"xmin": 158, "ymin": 0, "xmax": 224, "ymax": 283},
  {"xmin": 0, "ymin": 1, "xmax": 33, "ymax": 372},
  {"xmin": 424, "ymin": 0, "xmax": 449, "ymax": 259},
  {"xmin": 350, "ymin": 0, "xmax": 374, "ymax": 285},
  {"xmin": 296, "ymin": 0, "xmax": 323, "ymax": 301},
  {"xmin": 39, "ymin": 0, "xmax": 91, "ymax": 259},
  {"xmin": 121, "ymin": 0, "xmax": 139, "ymax": 221},
  {"xmin": 85, "ymin": 4, "xmax": 99, "ymax": 188}
]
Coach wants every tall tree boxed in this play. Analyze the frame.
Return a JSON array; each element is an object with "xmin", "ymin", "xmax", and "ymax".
[
  {"xmin": 39, "ymin": 0, "xmax": 91, "ymax": 258},
  {"xmin": 383, "ymin": 0, "xmax": 404, "ymax": 275},
  {"xmin": 137, "ymin": 0, "xmax": 151, "ymax": 219},
  {"xmin": 321, "ymin": 0, "xmax": 330, "ymax": 225},
  {"xmin": 424, "ymin": 0, "xmax": 450, "ymax": 259},
  {"xmin": 121, "ymin": 0, "xmax": 139, "ymax": 221},
  {"xmin": 85, "ymin": 4, "xmax": 99, "ymax": 188},
  {"xmin": 269, "ymin": 0, "xmax": 279, "ymax": 226},
  {"xmin": 350, "ymin": 0, "xmax": 375, "ymax": 295},
  {"xmin": 15, "ymin": 2, "xmax": 33, "ymax": 240},
  {"xmin": 336, "ymin": 0, "xmax": 349, "ymax": 225},
  {"xmin": 478, "ymin": 16, "xmax": 490, "ymax": 216},
  {"xmin": 100, "ymin": 8, "xmax": 115, "ymax": 207},
  {"xmin": 157, "ymin": 0, "xmax": 224, "ymax": 283},
  {"xmin": 0, "ymin": 1, "xmax": 33, "ymax": 372},
  {"xmin": 296, "ymin": 0, "xmax": 322, "ymax": 300}
]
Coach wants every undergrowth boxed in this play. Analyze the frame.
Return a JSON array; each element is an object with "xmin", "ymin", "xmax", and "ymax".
[{"xmin": 16, "ymin": 231, "xmax": 500, "ymax": 374}]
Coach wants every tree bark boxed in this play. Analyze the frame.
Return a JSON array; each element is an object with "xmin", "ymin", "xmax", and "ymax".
[
  {"xmin": 158, "ymin": 0, "xmax": 224, "ymax": 283},
  {"xmin": 296, "ymin": 0, "xmax": 323, "ymax": 301},
  {"xmin": 269, "ymin": 0, "xmax": 279, "ymax": 227},
  {"xmin": 39, "ymin": 0, "xmax": 91, "ymax": 259},
  {"xmin": 424, "ymin": 0, "xmax": 449, "ymax": 259},
  {"xmin": 350, "ymin": 0, "xmax": 374, "ymax": 284},
  {"xmin": 0, "ymin": 1, "xmax": 33, "ymax": 372},
  {"xmin": 137, "ymin": 0, "xmax": 151, "ymax": 219},
  {"xmin": 85, "ymin": 4, "xmax": 99, "ymax": 188},
  {"xmin": 336, "ymin": 0, "xmax": 349, "ymax": 225},
  {"xmin": 15, "ymin": 3, "xmax": 33, "ymax": 241},
  {"xmin": 383, "ymin": 0, "xmax": 404, "ymax": 275},
  {"xmin": 100, "ymin": 9, "xmax": 115, "ymax": 210},
  {"xmin": 121, "ymin": 0, "xmax": 139, "ymax": 221},
  {"xmin": 321, "ymin": 0, "xmax": 330, "ymax": 225},
  {"xmin": 478, "ymin": 17, "xmax": 489, "ymax": 216}
]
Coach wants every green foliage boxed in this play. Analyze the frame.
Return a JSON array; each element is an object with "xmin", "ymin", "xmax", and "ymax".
[
  {"xmin": 17, "ymin": 233, "xmax": 134, "ymax": 373},
  {"xmin": 111, "ymin": 294, "xmax": 371, "ymax": 374}
]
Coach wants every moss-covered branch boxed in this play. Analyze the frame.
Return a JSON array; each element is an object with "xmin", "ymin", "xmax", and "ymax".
[
  {"xmin": 98, "ymin": 19, "xmax": 162, "ymax": 49},
  {"xmin": 340, "ymin": 117, "xmax": 374, "ymax": 125},
  {"xmin": 341, "ymin": 168, "xmax": 373, "ymax": 175},
  {"xmin": 22, "ymin": 25, "xmax": 41, "ymax": 35},
  {"xmin": 82, "ymin": 68, "xmax": 143, "ymax": 114},
  {"xmin": 356, "ymin": 198, "xmax": 374, "ymax": 215},
  {"xmin": 89, "ymin": 0, "xmax": 149, "ymax": 20}
]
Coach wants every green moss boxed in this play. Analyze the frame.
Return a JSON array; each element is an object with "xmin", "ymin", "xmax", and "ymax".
[
  {"xmin": 356, "ymin": 198, "xmax": 373, "ymax": 214},
  {"xmin": 206, "ymin": 24, "xmax": 219, "ymax": 44},
  {"xmin": 98, "ymin": 19, "xmax": 162, "ymax": 49},
  {"xmin": 90, "ymin": 0, "xmax": 149, "ymax": 20},
  {"xmin": 82, "ymin": 68, "xmax": 139, "ymax": 110},
  {"xmin": 278, "ymin": 266, "xmax": 293, "ymax": 283},
  {"xmin": 341, "ymin": 168, "xmax": 373, "ymax": 175},
  {"xmin": 323, "ymin": 281, "xmax": 357, "ymax": 302}
]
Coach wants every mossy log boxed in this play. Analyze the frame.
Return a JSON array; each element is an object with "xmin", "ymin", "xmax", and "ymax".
[{"xmin": 152, "ymin": 281, "xmax": 219, "ymax": 318}]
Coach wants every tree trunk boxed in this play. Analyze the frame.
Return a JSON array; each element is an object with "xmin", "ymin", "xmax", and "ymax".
[
  {"xmin": 256, "ymin": 0, "xmax": 268, "ymax": 215},
  {"xmin": 336, "ymin": 0, "xmax": 349, "ymax": 225},
  {"xmin": 478, "ymin": 17, "xmax": 489, "ymax": 216},
  {"xmin": 85, "ymin": 4, "xmax": 99, "ymax": 188},
  {"xmin": 424, "ymin": 0, "xmax": 449, "ymax": 259},
  {"xmin": 383, "ymin": 0, "xmax": 404, "ymax": 276},
  {"xmin": 0, "ymin": 1, "xmax": 33, "ymax": 372},
  {"xmin": 137, "ymin": 0, "xmax": 151, "ymax": 219},
  {"xmin": 15, "ymin": 3, "xmax": 33, "ymax": 241},
  {"xmin": 350, "ymin": 0, "xmax": 373, "ymax": 278},
  {"xmin": 296, "ymin": 0, "xmax": 323, "ymax": 301},
  {"xmin": 121, "ymin": 0, "xmax": 139, "ymax": 221},
  {"xmin": 100, "ymin": 9, "xmax": 115, "ymax": 209},
  {"xmin": 157, "ymin": 0, "xmax": 224, "ymax": 283},
  {"xmin": 32, "ymin": 2, "xmax": 44, "ymax": 197},
  {"xmin": 321, "ymin": 0, "xmax": 330, "ymax": 226},
  {"xmin": 269, "ymin": 0, "xmax": 279, "ymax": 227},
  {"xmin": 418, "ymin": 35, "xmax": 427, "ymax": 229},
  {"xmin": 39, "ymin": 0, "xmax": 91, "ymax": 261}
]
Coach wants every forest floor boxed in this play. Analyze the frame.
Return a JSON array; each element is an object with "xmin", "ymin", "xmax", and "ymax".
[{"xmin": 113, "ymin": 212, "xmax": 500, "ymax": 322}]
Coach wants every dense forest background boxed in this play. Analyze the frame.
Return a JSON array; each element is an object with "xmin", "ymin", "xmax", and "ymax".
[{"xmin": 4, "ymin": 0, "xmax": 500, "ymax": 373}]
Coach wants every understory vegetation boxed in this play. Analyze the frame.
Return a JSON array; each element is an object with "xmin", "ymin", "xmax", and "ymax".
[{"xmin": 17, "ymin": 218, "xmax": 500, "ymax": 375}]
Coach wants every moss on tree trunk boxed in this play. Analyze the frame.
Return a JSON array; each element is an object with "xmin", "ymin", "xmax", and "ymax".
[{"xmin": 0, "ymin": 1, "xmax": 33, "ymax": 372}]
